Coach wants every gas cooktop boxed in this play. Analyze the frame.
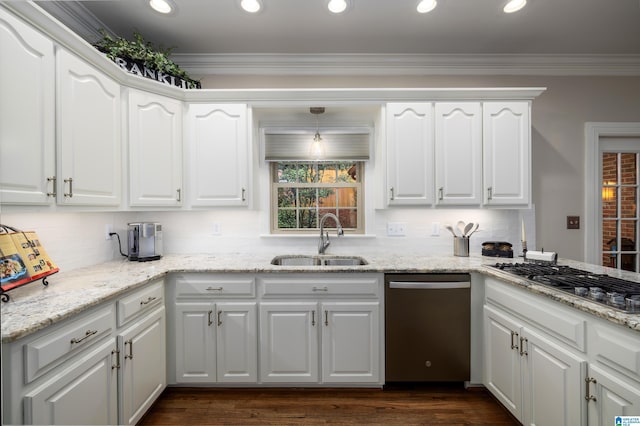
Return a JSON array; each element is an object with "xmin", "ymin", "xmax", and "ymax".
[{"xmin": 490, "ymin": 262, "xmax": 640, "ymax": 314}]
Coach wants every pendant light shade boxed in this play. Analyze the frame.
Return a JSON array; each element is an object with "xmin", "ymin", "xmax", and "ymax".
[
  {"xmin": 417, "ymin": 0, "xmax": 437, "ymax": 14},
  {"xmin": 503, "ymin": 0, "xmax": 527, "ymax": 13},
  {"xmin": 241, "ymin": 0, "xmax": 262, "ymax": 13},
  {"xmin": 328, "ymin": 0, "xmax": 348, "ymax": 14}
]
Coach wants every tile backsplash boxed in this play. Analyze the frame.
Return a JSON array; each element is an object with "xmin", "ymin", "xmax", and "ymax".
[{"xmin": 1, "ymin": 208, "xmax": 535, "ymax": 272}]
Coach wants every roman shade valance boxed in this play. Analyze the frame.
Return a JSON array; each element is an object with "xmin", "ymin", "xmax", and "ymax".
[{"xmin": 264, "ymin": 131, "xmax": 370, "ymax": 161}]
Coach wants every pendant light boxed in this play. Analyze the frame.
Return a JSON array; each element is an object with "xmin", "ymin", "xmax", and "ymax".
[
  {"xmin": 149, "ymin": 0, "xmax": 176, "ymax": 14},
  {"xmin": 309, "ymin": 107, "xmax": 326, "ymax": 159},
  {"xmin": 327, "ymin": 0, "xmax": 348, "ymax": 14},
  {"xmin": 240, "ymin": 0, "xmax": 262, "ymax": 13}
]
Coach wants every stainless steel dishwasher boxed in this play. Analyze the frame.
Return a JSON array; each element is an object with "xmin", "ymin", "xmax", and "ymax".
[{"xmin": 385, "ymin": 273, "xmax": 470, "ymax": 382}]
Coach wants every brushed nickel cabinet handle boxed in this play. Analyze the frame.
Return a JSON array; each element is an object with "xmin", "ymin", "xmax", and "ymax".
[
  {"xmin": 439, "ymin": 187, "xmax": 444, "ymax": 200},
  {"xmin": 176, "ymin": 188, "xmax": 181, "ymax": 202},
  {"xmin": 111, "ymin": 349, "xmax": 120, "ymax": 370},
  {"xmin": 207, "ymin": 310, "xmax": 213, "ymax": 326},
  {"xmin": 242, "ymin": 187, "xmax": 246, "ymax": 202},
  {"xmin": 70, "ymin": 329, "xmax": 97, "ymax": 344},
  {"xmin": 64, "ymin": 177, "xmax": 73, "ymax": 198},
  {"xmin": 125, "ymin": 339, "xmax": 133, "ymax": 360},
  {"xmin": 140, "ymin": 296, "xmax": 157, "ymax": 305},
  {"xmin": 390, "ymin": 187, "xmax": 395, "ymax": 201},
  {"xmin": 47, "ymin": 176, "xmax": 57, "ymax": 197},
  {"xmin": 312, "ymin": 311, "xmax": 316, "ymax": 326},
  {"xmin": 324, "ymin": 310, "xmax": 329, "ymax": 326},
  {"xmin": 312, "ymin": 286, "xmax": 328, "ymax": 292},
  {"xmin": 206, "ymin": 286, "xmax": 223, "ymax": 291},
  {"xmin": 487, "ymin": 186, "xmax": 493, "ymax": 201},
  {"xmin": 585, "ymin": 377, "xmax": 597, "ymax": 402},
  {"xmin": 510, "ymin": 331, "xmax": 519, "ymax": 350},
  {"xmin": 519, "ymin": 337, "xmax": 528, "ymax": 356},
  {"xmin": 217, "ymin": 311, "xmax": 223, "ymax": 326}
]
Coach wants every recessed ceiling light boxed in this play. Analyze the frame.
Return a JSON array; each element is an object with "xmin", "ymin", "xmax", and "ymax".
[
  {"xmin": 328, "ymin": 0, "xmax": 348, "ymax": 14},
  {"xmin": 241, "ymin": 0, "xmax": 262, "ymax": 13},
  {"xmin": 149, "ymin": 0, "xmax": 174, "ymax": 14},
  {"xmin": 416, "ymin": 0, "xmax": 437, "ymax": 14},
  {"xmin": 503, "ymin": 0, "xmax": 527, "ymax": 13}
]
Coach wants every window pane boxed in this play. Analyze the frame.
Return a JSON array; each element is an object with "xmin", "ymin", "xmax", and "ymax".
[
  {"xmin": 299, "ymin": 163, "xmax": 317, "ymax": 183},
  {"xmin": 318, "ymin": 163, "xmax": 336, "ymax": 183},
  {"xmin": 277, "ymin": 188, "xmax": 296, "ymax": 207},
  {"xmin": 278, "ymin": 210, "xmax": 297, "ymax": 229},
  {"xmin": 299, "ymin": 209, "xmax": 317, "ymax": 228},
  {"xmin": 620, "ymin": 220, "xmax": 637, "ymax": 251},
  {"xmin": 621, "ymin": 254, "xmax": 637, "ymax": 272},
  {"xmin": 318, "ymin": 188, "xmax": 337, "ymax": 208},
  {"xmin": 319, "ymin": 209, "xmax": 338, "ymax": 226},
  {"xmin": 278, "ymin": 163, "xmax": 298, "ymax": 183},
  {"xmin": 338, "ymin": 188, "xmax": 357, "ymax": 207},
  {"xmin": 338, "ymin": 209, "xmax": 358, "ymax": 228},
  {"xmin": 602, "ymin": 253, "xmax": 616, "ymax": 269},
  {"xmin": 603, "ymin": 220, "xmax": 617, "ymax": 252},
  {"xmin": 620, "ymin": 186, "xmax": 637, "ymax": 218},
  {"xmin": 602, "ymin": 189, "xmax": 618, "ymax": 218},
  {"xmin": 338, "ymin": 162, "xmax": 358, "ymax": 183},
  {"xmin": 621, "ymin": 153, "xmax": 637, "ymax": 185},
  {"xmin": 298, "ymin": 188, "xmax": 317, "ymax": 208},
  {"xmin": 602, "ymin": 153, "xmax": 618, "ymax": 185}
]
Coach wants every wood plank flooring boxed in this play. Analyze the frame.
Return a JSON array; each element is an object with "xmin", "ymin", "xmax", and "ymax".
[{"xmin": 139, "ymin": 384, "xmax": 519, "ymax": 425}]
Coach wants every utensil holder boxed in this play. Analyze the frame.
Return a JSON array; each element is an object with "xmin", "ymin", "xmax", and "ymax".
[{"xmin": 454, "ymin": 237, "xmax": 469, "ymax": 257}]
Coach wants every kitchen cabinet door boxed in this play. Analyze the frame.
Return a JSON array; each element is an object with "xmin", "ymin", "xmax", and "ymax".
[
  {"xmin": 57, "ymin": 49, "xmax": 121, "ymax": 206},
  {"xmin": 483, "ymin": 102, "xmax": 530, "ymax": 206},
  {"xmin": 522, "ymin": 329, "xmax": 586, "ymax": 426},
  {"xmin": 484, "ymin": 305, "xmax": 524, "ymax": 421},
  {"xmin": 174, "ymin": 302, "xmax": 216, "ymax": 383},
  {"xmin": 186, "ymin": 103, "xmax": 248, "ymax": 206},
  {"xmin": 385, "ymin": 103, "xmax": 434, "ymax": 206},
  {"xmin": 128, "ymin": 89, "xmax": 183, "ymax": 207},
  {"xmin": 23, "ymin": 339, "xmax": 118, "ymax": 425},
  {"xmin": 0, "ymin": 9, "xmax": 55, "ymax": 205},
  {"xmin": 434, "ymin": 102, "xmax": 482, "ymax": 205},
  {"xmin": 259, "ymin": 302, "xmax": 319, "ymax": 383},
  {"xmin": 117, "ymin": 306, "xmax": 166, "ymax": 426},
  {"xmin": 215, "ymin": 302, "xmax": 258, "ymax": 383},
  {"xmin": 587, "ymin": 365, "xmax": 640, "ymax": 426},
  {"xmin": 321, "ymin": 302, "xmax": 380, "ymax": 383}
]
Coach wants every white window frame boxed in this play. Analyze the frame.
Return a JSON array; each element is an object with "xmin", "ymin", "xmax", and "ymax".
[{"xmin": 585, "ymin": 122, "xmax": 640, "ymax": 264}]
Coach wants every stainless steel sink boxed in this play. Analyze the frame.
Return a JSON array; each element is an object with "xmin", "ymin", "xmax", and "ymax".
[{"xmin": 270, "ymin": 255, "xmax": 368, "ymax": 266}]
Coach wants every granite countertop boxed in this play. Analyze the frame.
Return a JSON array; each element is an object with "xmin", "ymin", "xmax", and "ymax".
[{"xmin": 1, "ymin": 253, "xmax": 639, "ymax": 343}]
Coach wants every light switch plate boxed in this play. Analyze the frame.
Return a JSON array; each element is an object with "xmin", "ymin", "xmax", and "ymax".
[{"xmin": 387, "ymin": 222, "xmax": 407, "ymax": 236}]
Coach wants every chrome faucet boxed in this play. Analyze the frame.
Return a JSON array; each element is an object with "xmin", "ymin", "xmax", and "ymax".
[{"xmin": 318, "ymin": 213, "xmax": 344, "ymax": 254}]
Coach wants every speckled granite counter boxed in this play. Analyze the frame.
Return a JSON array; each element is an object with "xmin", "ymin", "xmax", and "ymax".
[{"xmin": 1, "ymin": 253, "xmax": 639, "ymax": 342}]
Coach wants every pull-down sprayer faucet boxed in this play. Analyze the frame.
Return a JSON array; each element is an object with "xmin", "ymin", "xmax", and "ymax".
[{"xmin": 318, "ymin": 213, "xmax": 344, "ymax": 254}]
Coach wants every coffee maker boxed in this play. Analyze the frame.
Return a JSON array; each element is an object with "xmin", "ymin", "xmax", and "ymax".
[{"xmin": 128, "ymin": 223, "xmax": 163, "ymax": 261}]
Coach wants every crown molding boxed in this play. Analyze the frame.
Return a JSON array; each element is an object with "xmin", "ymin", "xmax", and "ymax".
[
  {"xmin": 9, "ymin": 2, "xmax": 640, "ymax": 77},
  {"xmin": 172, "ymin": 53, "xmax": 640, "ymax": 77}
]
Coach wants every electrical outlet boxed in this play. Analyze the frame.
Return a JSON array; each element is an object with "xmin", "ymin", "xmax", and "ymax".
[
  {"xmin": 105, "ymin": 224, "xmax": 114, "ymax": 240},
  {"xmin": 431, "ymin": 222, "xmax": 440, "ymax": 236},
  {"xmin": 387, "ymin": 222, "xmax": 407, "ymax": 236},
  {"xmin": 212, "ymin": 222, "xmax": 221, "ymax": 236}
]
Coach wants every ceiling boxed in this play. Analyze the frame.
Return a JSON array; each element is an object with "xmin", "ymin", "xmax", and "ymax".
[{"xmin": 37, "ymin": 0, "xmax": 640, "ymax": 55}]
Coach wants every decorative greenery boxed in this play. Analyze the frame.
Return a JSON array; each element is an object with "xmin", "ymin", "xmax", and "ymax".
[{"xmin": 94, "ymin": 29, "xmax": 199, "ymax": 88}]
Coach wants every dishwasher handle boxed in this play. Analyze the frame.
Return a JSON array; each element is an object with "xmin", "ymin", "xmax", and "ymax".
[{"xmin": 389, "ymin": 281, "xmax": 470, "ymax": 290}]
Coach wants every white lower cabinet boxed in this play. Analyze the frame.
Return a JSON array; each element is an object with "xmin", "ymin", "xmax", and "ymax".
[
  {"xmin": 587, "ymin": 365, "xmax": 640, "ymax": 425},
  {"xmin": 174, "ymin": 301, "xmax": 258, "ymax": 383},
  {"xmin": 170, "ymin": 274, "xmax": 258, "ymax": 384},
  {"xmin": 117, "ymin": 306, "xmax": 166, "ymax": 426},
  {"xmin": 259, "ymin": 301, "xmax": 380, "ymax": 384},
  {"xmin": 23, "ymin": 339, "xmax": 118, "ymax": 425},
  {"xmin": 484, "ymin": 301, "xmax": 586, "ymax": 425}
]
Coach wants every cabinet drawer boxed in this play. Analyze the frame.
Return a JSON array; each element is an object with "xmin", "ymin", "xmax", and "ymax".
[
  {"xmin": 117, "ymin": 280, "xmax": 164, "ymax": 327},
  {"xmin": 174, "ymin": 274, "xmax": 256, "ymax": 298},
  {"xmin": 24, "ymin": 305, "xmax": 114, "ymax": 384},
  {"xmin": 591, "ymin": 321, "xmax": 640, "ymax": 382},
  {"xmin": 485, "ymin": 278, "xmax": 586, "ymax": 351},
  {"xmin": 260, "ymin": 276, "xmax": 380, "ymax": 297}
]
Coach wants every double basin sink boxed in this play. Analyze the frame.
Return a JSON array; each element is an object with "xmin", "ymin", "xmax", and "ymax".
[{"xmin": 271, "ymin": 255, "xmax": 368, "ymax": 266}]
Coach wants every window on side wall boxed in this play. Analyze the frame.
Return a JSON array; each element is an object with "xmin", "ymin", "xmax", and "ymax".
[{"xmin": 271, "ymin": 161, "xmax": 364, "ymax": 234}]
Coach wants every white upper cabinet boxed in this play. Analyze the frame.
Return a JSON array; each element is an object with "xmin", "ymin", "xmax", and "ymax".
[
  {"xmin": 386, "ymin": 103, "xmax": 434, "ymax": 205},
  {"xmin": 0, "ymin": 9, "xmax": 55, "ymax": 205},
  {"xmin": 434, "ymin": 102, "xmax": 482, "ymax": 205},
  {"xmin": 57, "ymin": 49, "xmax": 121, "ymax": 206},
  {"xmin": 186, "ymin": 103, "xmax": 249, "ymax": 207},
  {"xmin": 483, "ymin": 101, "xmax": 530, "ymax": 206},
  {"xmin": 128, "ymin": 89, "xmax": 183, "ymax": 207}
]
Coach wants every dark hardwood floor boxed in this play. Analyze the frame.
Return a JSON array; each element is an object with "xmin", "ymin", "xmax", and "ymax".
[{"xmin": 138, "ymin": 384, "xmax": 519, "ymax": 425}]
